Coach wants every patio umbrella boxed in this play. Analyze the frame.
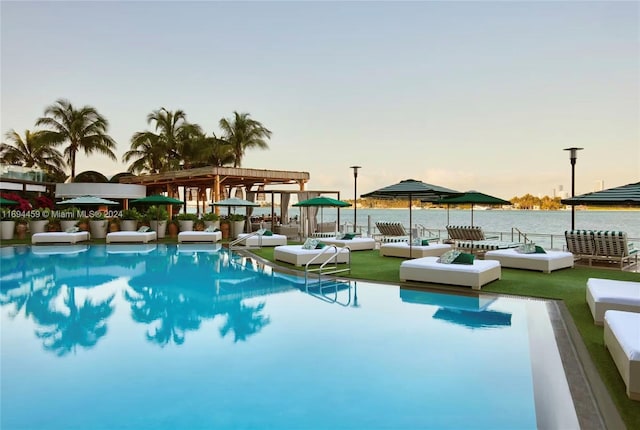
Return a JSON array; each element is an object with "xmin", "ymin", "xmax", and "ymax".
[
  {"xmin": 439, "ymin": 191, "xmax": 511, "ymax": 226},
  {"xmin": 210, "ymin": 197, "xmax": 258, "ymax": 214},
  {"xmin": 293, "ymin": 196, "xmax": 351, "ymax": 235},
  {"xmin": 561, "ymin": 181, "xmax": 640, "ymax": 206},
  {"xmin": 131, "ymin": 194, "xmax": 185, "ymax": 226},
  {"xmin": 361, "ymin": 179, "xmax": 461, "ymax": 257},
  {"xmin": 58, "ymin": 196, "xmax": 118, "ymax": 205},
  {"xmin": 0, "ymin": 197, "xmax": 18, "ymax": 206}
]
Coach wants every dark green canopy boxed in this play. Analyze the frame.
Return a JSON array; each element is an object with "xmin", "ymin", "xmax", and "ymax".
[
  {"xmin": 0, "ymin": 197, "xmax": 18, "ymax": 206},
  {"xmin": 131, "ymin": 194, "xmax": 184, "ymax": 205},
  {"xmin": 361, "ymin": 179, "xmax": 460, "ymax": 256},
  {"xmin": 439, "ymin": 191, "xmax": 511, "ymax": 226},
  {"xmin": 561, "ymin": 181, "xmax": 640, "ymax": 206},
  {"xmin": 293, "ymin": 197, "xmax": 351, "ymax": 208}
]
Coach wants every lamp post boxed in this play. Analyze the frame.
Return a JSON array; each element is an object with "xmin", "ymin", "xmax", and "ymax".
[
  {"xmin": 350, "ymin": 166, "xmax": 361, "ymax": 233},
  {"xmin": 563, "ymin": 147, "xmax": 583, "ymax": 230}
]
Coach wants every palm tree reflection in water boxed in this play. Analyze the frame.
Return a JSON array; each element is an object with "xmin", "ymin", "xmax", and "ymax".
[{"xmin": 125, "ymin": 248, "xmax": 271, "ymax": 346}]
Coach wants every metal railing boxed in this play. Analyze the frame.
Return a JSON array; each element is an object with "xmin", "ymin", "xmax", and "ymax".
[
  {"xmin": 229, "ymin": 230, "xmax": 261, "ymax": 250},
  {"xmin": 304, "ymin": 244, "xmax": 351, "ymax": 282}
]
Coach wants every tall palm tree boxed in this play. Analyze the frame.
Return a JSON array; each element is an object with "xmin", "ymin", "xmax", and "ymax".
[
  {"xmin": 126, "ymin": 108, "xmax": 203, "ymax": 173},
  {"xmin": 123, "ymin": 131, "xmax": 167, "ymax": 174},
  {"xmin": 191, "ymin": 134, "xmax": 236, "ymax": 168},
  {"xmin": 36, "ymin": 99, "xmax": 117, "ymax": 181},
  {"xmin": 218, "ymin": 111, "xmax": 271, "ymax": 167},
  {"xmin": 0, "ymin": 129, "xmax": 66, "ymax": 179}
]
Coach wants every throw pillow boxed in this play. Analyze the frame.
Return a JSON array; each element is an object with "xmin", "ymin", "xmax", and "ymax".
[
  {"xmin": 138, "ymin": 226, "xmax": 150, "ymax": 233},
  {"xmin": 421, "ymin": 239, "xmax": 430, "ymax": 246},
  {"xmin": 263, "ymin": 230, "xmax": 273, "ymax": 236},
  {"xmin": 204, "ymin": 225, "xmax": 215, "ymax": 232},
  {"xmin": 534, "ymin": 246, "xmax": 546, "ymax": 254},
  {"xmin": 256, "ymin": 228, "xmax": 266, "ymax": 235},
  {"xmin": 437, "ymin": 250, "xmax": 461, "ymax": 264},
  {"xmin": 65, "ymin": 226, "xmax": 80, "ymax": 233},
  {"xmin": 342, "ymin": 233, "xmax": 355, "ymax": 240},
  {"xmin": 516, "ymin": 243, "xmax": 536, "ymax": 254},
  {"xmin": 315, "ymin": 242, "xmax": 326, "ymax": 249},
  {"xmin": 302, "ymin": 238, "xmax": 319, "ymax": 250},
  {"xmin": 452, "ymin": 252, "xmax": 475, "ymax": 265}
]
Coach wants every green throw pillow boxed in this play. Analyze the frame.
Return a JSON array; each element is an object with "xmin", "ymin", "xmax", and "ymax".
[
  {"xmin": 315, "ymin": 242, "xmax": 326, "ymax": 249},
  {"xmin": 263, "ymin": 230, "xmax": 273, "ymax": 236},
  {"xmin": 342, "ymin": 233, "xmax": 355, "ymax": 240},
  {"xmin": 452, "ymin": 252, "xmax": 475, "ymax": 265},
  {"xmin": 534, "ymin": 246, "xmax": 546, "ymax": 254},
  {"xmin": 421, "ymin": 239, "xmax": 429, "ymax": 246}
]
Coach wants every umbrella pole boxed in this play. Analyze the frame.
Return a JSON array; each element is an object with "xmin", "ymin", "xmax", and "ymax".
[
  {"xmin": 471, "ymin": 204, "xmax": 474, "ymax": 226},
  {"xmin": 409, "ymin": 193, "xmax": 413, "ymax": 258}
]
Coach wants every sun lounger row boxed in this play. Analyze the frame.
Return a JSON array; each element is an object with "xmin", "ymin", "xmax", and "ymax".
[{"xmin": 565, "ymin": 230, "xmax": 638, "ymax": 269}]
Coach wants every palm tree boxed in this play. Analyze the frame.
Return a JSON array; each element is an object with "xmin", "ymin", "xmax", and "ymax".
[
  {"xmin": 0, "ymin": 129, "xmax": 66, "ymax": 179},
  {"xmin": 191, "ymin": 134, "xmax": 236, "ymax": 168},
  {"xmin": 126, "ymin": 108, "xmax": 203, "ymax": 173},
  {"xmin": 218, "ymin": 111, "xmax": 271, "ymax": 167},
  {"xmin": 36, "ymin": 98, "xmax": 117, "ymax": 181}
]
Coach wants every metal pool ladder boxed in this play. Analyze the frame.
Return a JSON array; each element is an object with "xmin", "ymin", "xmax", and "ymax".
[
  {"xmin": 229, "ymin": 230, "xmax": 262, "ymax": 250},
  {"xmin": 304, "ymin": 244, "xmax": 351, "ymax": 283}
]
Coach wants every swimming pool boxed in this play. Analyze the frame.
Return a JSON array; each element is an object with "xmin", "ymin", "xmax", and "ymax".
[{"xmin": 1, "ymin": 244, "xmax": 580, "ymax": 429}]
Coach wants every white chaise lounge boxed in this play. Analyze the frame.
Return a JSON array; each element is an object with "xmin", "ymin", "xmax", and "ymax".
[
  {"xmin": 274, "ymin": 244, "xmax": 350, "ymax": 266},
  {"xmin": 399, "ymin": 257, "xmax": 501, "ymax": 290},
  {"xmin": 484, "ymin": 248, "xmax": 574, "ymax": 273},
  {"xmin": 106, "ymin": 231, "xmax": 157, "ymax": 243},
  {"xmin": 321, "ymin": 236, "xmax": 376, "ymax": 251},
  {"xmin": 178, "ymin": 231, "xmax": 223, "ymax": 243},
  {"xmin": 236, "ymin": 233, "xmax": 287, "ymax": 247},
  {"xmin": 380, "ymin": 242, "xmax": 451, "ymax": 258},
  {"xmin": 603, "ymin": 310, "xmax": 640, "ymax": 400},
  {"xmin": 586, "ymin": 278, "xmax": 640, "ymax": 325},
  {"xmin": 31, "ymin": 231, "xmax": 90, "ymax": 244}
]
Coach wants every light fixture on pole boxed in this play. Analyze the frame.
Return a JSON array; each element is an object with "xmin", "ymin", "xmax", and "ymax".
[
  {"xmin": 350, "ymin": 165, "xmax": 361, "ymax": 233},
  {"xmin": 563, "ymin": 147, "xmax": 583, "ymax": 230}
]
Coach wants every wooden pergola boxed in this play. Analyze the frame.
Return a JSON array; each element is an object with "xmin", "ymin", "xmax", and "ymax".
[{"xmin": 119, "ymin": 166, "xmax": 310, "ymax": 214}]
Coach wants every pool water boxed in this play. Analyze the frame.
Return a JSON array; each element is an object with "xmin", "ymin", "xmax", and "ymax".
[{"xmin": 0, "ymin": 244, "xmax": 577, "ymax": 429}]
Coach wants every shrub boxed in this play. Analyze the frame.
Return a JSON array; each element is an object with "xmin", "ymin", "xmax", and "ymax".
[
  {"xmin": 202, "ymin": 212, "xmax": 220, "ymax": 221},
  {"xmin": 121, "ymin": 208, "xmax": 141, "ymax": 220}
]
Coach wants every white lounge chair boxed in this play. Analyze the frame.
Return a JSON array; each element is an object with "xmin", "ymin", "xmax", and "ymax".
[
  {"xmin": 399, "ymin": 256, "xmax": 501, "ymax": 290},
  {"xmin": 484, "ymin": 248, "xmax": 574, "ymax": 273},
  {"xmin": 380, "ymin": 242, "xmax": 451, "ymax": 258},
  {"xmin": 586, "ymin": 278, "xmax": 640, "ymax": 325},
  {"xmin": 274, "ymin": 244, "xmax": 350, "ymax": 266},
  {"xmin": 178, "ymin": 230, "xmax": 223, "ymax": 243},
  {"xmin": 236, "ymin": 232, "xmax": 287, "ymax": 247},
  {"xmin": 320, "ymin": 236, "xmax": 376, "ymax": 251},
  {"xmin": 603, "ymin": 310, "xmax": 640, "ymax": 400},
  {"xmin": 31, "ymin": 231, "xmax": 90, "ymax": 244},
  {"xmin": 106, "ymin": 231, "xmax": 157, "ymax": 243}
]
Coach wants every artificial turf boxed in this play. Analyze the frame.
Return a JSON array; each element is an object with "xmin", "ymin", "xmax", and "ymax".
[{"xmin": 250, "ymin": 247, "xmax": 640, "ymax": 428}]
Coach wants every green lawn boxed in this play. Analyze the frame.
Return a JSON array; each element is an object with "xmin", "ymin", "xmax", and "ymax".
[{"xmin": 250, "ymin": 246, "xmax": 640, "ymax": 428}]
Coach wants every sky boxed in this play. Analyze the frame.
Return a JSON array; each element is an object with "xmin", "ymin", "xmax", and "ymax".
[{"xmin": 1, "ymin": 0, "xmax": 639, "ymax": 200}]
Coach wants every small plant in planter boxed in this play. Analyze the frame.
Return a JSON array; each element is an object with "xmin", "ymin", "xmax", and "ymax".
[
  {"xmin": 76, "ymin": 217, "xmax": 89, "ymax": 231},
  {"xmin": 108, "ymin": 217, "xmax": 120, "ymax": 232},
  {"xmin": 145, "ymin": 205, "xmax": 169, "ymax": 221},
  {"xmin": 174, "ymin": 213, "xmax": 198, "ymax": 221},
  {"xmin": 91, "ymin": 211, "xmax": 106, "ymax": 220},
  {"xmin": 202, "ymin": 212, "xmax": 220, "ymax": 222},
  {"xmin": 46, "ymin": 216, "xmax": 61, "ymax": 232},
  {"xmin": 120, "ymin": 208, "xmax": 141, "ymax": 231},
  {"xmin": 194, "ymin": 219, "xmax": 205, "ymax": 231}
]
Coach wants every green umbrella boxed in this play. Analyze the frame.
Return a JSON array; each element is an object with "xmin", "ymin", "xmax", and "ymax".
[
  {"xmin": 0, "ymin": 197, "xmax": 18, "ymax": 206},
  {"xmin": 561, "ymin": 181, "xmax": 640, "ymax": 207},
  {"xmin": 293, "ymin": 197, "xmax": 351, "ymax": 234},
  {"xmin": 362, "ymin": 179, "xmax": 460, "ymax": 256},
  {"xmin": 131, "ymin": 194, "xmax": 184, "ymax": 205},
  {"xmin": 439, "ymin": 191, "xmax": 511, "ymax": 226}
]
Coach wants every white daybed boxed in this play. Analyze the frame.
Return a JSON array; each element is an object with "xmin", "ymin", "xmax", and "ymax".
[
  {"xmin": 586, "ymin": 278, "xmax": 640, "ymax": 325},
  {"xmin": 320, "ymin": 237, "xmax": 376, "ymax": 251},
  {"xmin": 106, "ymin": 231, "xmax": 157, "ymax": 243},
  {"xmin": 274, "ymin": 244, "xmax": 350, "ymax": 266},
  {"xmin": 236, "ymin": 233, "xmax": 287, "ymax": 247},
  {"xmin": 380, "ymin": 242, "xmax": 451, "ymax": 258},
  {"xmin": 484, "ymin": 248, "xmax": 574, "ymax": 273},
  {"xmin": 178, "ymin": 230, "xmax": 223, "ymax": 243},
  {"xmin": 399, "ymin": 256, "xmax": 501, "ymax": 290},
  {"xmin": 603, "ymin": 310, "xmax": 640, "ymax": 400},
  {"xmin": 31, "ymin": 231, "xmax": 90, "ymax": 244}
]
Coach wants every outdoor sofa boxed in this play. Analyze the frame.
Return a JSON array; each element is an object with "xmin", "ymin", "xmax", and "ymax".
[
  {"xmin": 484, "ymin": 248, "xmax": 574, "ymax": 273},
  {"xmin": 586, "ymin": 277, "xmax": 640, "ymax": 325},
  {"xmin": 31, "ymin": 231, "xmax": 90, "ymax": 244},
  {"xmin": 399, "ymin": 256, "xmax": 501, "ymax": 290},
  {"xmin": 603, "ymin": 310, "xmax": 640, "ymax": 400}
]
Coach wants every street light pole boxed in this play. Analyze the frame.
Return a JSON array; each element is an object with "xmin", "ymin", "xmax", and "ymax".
[
  {"xmin": 350, "ymin": 166, "xmax": 361, "ymax": 233},
  {"xmin": 563, "ymin": 147, "xmax": 583, "ymax": 230}
]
